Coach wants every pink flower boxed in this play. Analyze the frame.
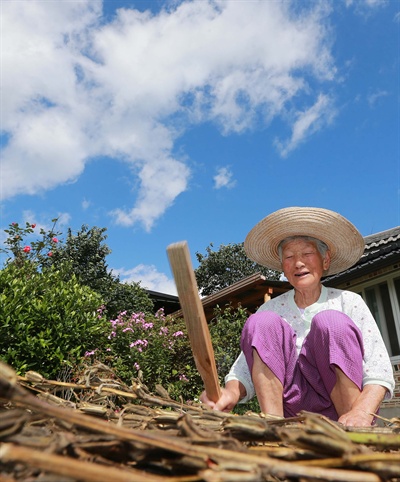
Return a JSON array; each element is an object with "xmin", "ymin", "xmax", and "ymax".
[
  {"xmin": 130, "ymin": 340, "xmax": 148, "ymax": 352},
  {"xmin": 31, "ymin": 224, "xmax": 36, "ymax": 228},
  {"xmin": 52, "ymin": 237, "xmax": 58, "ymax": 243},
  {"xmin": 84, "ymin": 349, "xmax": 97, "ymax": 357},
  {"xmin": 23, "ymin": 246, "xmax": 31, "ymax": 253},
  {"xmin": 47, "ymin": 252, "xmax": 53, "ymax": 257}
]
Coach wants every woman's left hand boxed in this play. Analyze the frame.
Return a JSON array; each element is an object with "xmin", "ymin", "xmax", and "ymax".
[{"xmin": 338, "ymin": 408, "xmax": 374, "ymax": 427}]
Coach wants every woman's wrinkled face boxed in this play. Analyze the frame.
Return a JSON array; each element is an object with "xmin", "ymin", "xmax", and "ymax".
[{"xmin": 281, "ymin": 238, "xmax": 330, "ymax": 290}]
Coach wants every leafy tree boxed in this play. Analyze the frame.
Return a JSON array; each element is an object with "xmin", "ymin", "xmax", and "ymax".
[
  {"xmin": 47, "ymin": 225, "xmax": 154, "ymax": 318},
  {"xmin": 50, "ymin": 225, "xmax": 114, "ymax": 294},
  {"xmin": 195, "ymin": 242, "xmax": 280, "ymax": 296}
]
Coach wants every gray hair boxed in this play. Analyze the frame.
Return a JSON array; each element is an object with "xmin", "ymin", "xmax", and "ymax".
[{"xmin": 278, "ymin": 236, "xmax": 329, "ymax": 262}]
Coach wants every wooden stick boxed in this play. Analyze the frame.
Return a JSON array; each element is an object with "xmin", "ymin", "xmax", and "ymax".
[
  {"xmin": 0, "ymin": 443, "xmax": 168, "ymax": 482},
  {"xmin": 167, "ymin": 241, "xmax": 221, "ymax": 403}
]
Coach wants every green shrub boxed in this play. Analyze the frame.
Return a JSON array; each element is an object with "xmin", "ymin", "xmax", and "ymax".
[
  {"xmin": 84, "ymin": 308, "xmax": 203, "ymax": 403},
  {"xmin": 209, "ymin": 303, "xmax": 247, "ymax": 376},
  {"xmin": 105, "ymin": 280, "xmax": 154, "ymax": 320},
  {"xmin": 209, "ymin": 303, "xmax": 260, "ymax": 414},
  {"xmin": 0, "ymin": 222, "xmax": 260, "ymax": 412},
  {"xmin": 83, "ymin": 303, "xmax": 259, "ymax": 412},
  {"xmin": 0, "ymin": 262, "xmax": 108, "ymax": 378},
  {"xmin": 0, "ymin": 220, "xmax": 154, "ymax": 320}
]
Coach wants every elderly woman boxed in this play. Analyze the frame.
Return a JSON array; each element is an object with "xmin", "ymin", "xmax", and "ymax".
[{"xmin": 200, "ymin": 207, "xmax": 395, "ymax": 427}]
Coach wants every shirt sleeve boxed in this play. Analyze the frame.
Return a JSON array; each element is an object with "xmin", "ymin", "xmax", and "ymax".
[
  {"xmin": 224, "ymin": 351, "xmax": 255, "ymax": 403},
  {"xmin": 345, "ymin": 292, "xmax": 395, "ymax": 399}
]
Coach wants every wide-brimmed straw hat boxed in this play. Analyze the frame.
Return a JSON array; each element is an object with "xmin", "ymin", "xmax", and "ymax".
[{"xmin": 244, "ymin": 207, "xmax": 365, "ymax": 276}]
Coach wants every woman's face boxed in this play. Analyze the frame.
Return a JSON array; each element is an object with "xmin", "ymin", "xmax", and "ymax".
[{"xmin": 281, "ymin": 238, "xmax": 330, "ymax": 291}]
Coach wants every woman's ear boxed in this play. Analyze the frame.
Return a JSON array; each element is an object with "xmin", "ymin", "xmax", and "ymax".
[{"xmin": 323, "ymin": 251, "xmax": 331, "ymax": 270}]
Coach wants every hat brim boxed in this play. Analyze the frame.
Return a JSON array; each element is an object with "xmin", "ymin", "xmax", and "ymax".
[{"xmin": 244, "ymin": 207, "xmax": 365, "ymax": 276}]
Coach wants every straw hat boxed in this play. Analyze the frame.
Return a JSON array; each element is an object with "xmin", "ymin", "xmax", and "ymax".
[{"xmin": 244, "ymin": 207, "xmax": 365, "ymax": 276}]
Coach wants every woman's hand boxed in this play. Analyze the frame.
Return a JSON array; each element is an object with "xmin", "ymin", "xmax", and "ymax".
[
  {"xmin": 338, "ymin": 385, "xmax": 387, "ymax": 427},
  {"xmin": 338, "ymin": 408, "xmax": 375, "ymax": 427},
  {"xmin": 199, "ymin": 380, "xmax": 245, "ymax": 412}
]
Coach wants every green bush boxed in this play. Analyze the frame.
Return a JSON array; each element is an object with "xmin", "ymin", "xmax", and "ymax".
[
  {"xmin": 209, "ymin": 303, "xmax": 247, "ymax": 376},
  {"xmin": 0, "ymin": 220, "xmax": 154, "ymax": 320},
  {"xmin": 84, "ymin": 308, "xmax": 203, "ymax": 403},
  {"xmin": 105, "ymin": 280, "xmax": 154, "ymax": 320},
  {"xmin": 0, "ymin": 218, "xmax": 259, "ymax": 411},
  {"xmin": 82, "ymin": 303, "xmax": 259, "ymax": 412},
  {"xmin": 209, "ymin": 304, "xmax": 260, "ymax": 413},
  {"xmin": 0, "ymin": 262, "xmax": 108, "ymax": 378}
]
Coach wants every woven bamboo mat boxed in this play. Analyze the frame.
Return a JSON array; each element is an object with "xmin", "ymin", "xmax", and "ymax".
[{"xmin": 0, "ymin": 361, "xmax": 399, "ymax": 482}]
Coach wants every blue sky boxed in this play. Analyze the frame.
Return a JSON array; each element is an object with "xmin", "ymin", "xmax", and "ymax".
[{"xmin": 1, "ymin": 0, "xmax": 399, "ymax": 295}]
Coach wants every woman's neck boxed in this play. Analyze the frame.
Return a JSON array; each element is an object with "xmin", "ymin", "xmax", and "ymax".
[{"xmin": 294, "ymin": 285, "xmax": 322, "ymax": 309}]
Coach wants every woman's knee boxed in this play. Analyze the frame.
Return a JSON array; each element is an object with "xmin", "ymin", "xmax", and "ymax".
[
  {"xmin": 311, "ymin": 310, "xmax": 356, "ymax": 334},
  {"xmin": 241, "ymin": 311, "xmax": 296, "ymax": 355},
  {"xmin": 242, "ymin": 311, "xmax": 286, "ymax": 338}
]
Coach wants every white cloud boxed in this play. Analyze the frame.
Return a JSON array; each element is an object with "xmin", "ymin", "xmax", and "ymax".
[
  {"xmin": 82, "ymin": 198, "xmax": 91, "ymax": 210},
  {"xmin": 364, "ymin": 0, "xmax": 387, "ymax": 7},
  {"xmin": 2, "ymin": 0, "xmax": 337, "ymax": 229},
  {"xmin": 344, "ymin": 0, "xmax": 388, "ymax": 8},
  {"xmin": 367, "ymin": 90, "xmax": 389, "ymax": 106},
  {"xmin": 109, "ymin": 156, "xmax": 190, "ymax": 231},
  {"xmin": 114, "ymin": 264, "xmax": 177, "ymax": 295},
  {"xmin": 275, "ymin": 94, "xmax": 337, "ymax": 157},
  {"xmin": 213, "ymin": 166, "xmax": 236, "ymax": 189}
]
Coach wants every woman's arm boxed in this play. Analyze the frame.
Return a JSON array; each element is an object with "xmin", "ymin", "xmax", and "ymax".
[{"xmin": 338, "ymin": 384, "xmax": 387, "ymax": 427}]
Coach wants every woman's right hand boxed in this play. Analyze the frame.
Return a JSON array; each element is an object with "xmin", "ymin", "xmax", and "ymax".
[{"xmin": 199, "ymin": 381, "xmax": 245, "ymax": 412}]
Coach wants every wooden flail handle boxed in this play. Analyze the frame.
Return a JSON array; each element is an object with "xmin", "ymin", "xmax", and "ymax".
[{"xmin": 167, "ymin": 241, "xmax": 221, "ymax": 403}]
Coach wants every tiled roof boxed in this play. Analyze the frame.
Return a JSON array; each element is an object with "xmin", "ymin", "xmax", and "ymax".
[
  {"xmin": 364, "ymin": 226, "xmax": 400, "ymax": 247},
  {"xmin": 324, "ymin": 226, "xmax": 400, "ymax": 285}
]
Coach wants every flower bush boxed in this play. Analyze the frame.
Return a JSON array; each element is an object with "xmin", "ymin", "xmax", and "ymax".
[
  {"xmin": 82, "ymin": 303, "xmax": 260, "ymax": 412},
  {"xmin": 1, "ymin": 219, "xmax": 62, "ymax": 269},
  {"xmin": 83, "ymin": 308, "xmax": 204, "ymax": 402}
]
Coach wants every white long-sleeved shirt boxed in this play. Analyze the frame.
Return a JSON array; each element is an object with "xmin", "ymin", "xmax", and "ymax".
[{"xmin": 225, "ymin": 286, "xmax": 395, "ymax": 403}]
